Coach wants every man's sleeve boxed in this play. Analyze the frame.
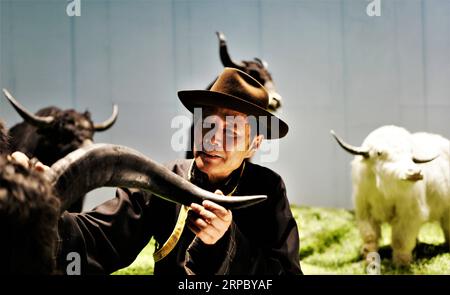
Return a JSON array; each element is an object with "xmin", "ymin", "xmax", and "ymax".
[
  {"xmin": 185, "ymin": 178, "xmax": 302, "ymax": 275},
  {"xmin": 57, "ymin": 188, "xmax": 157, "ymax": 274}
]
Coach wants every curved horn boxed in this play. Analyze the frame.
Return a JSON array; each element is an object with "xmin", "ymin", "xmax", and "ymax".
[
  {"xmin": 2, "ymin": 88, "xmax": 54, "ymax": 127},
  {"xmin": 330, "ymin": 130, "xmax": 369, "ymax": 158},
  {"xmin": 216, "ymin": 31, "xmax": 245, "ymax": 69},
  {"xmin": 49, "ymin": 144, "xmax": 267, "ymax": 212},
  {"xmin": 413, "ymin": 154, "xmax": 439, "ymax": 164},
  {"xmin": 94, "ymin": 104, "xmax": 118, "ymax": 132}
]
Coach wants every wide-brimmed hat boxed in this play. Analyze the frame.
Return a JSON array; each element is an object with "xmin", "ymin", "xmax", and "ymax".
[{"xmin": 177, "ymin": 67, "xmax": 288, "ymax": 139}]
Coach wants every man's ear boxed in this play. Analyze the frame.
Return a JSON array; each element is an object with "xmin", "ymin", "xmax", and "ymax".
[{"xmin": 245, "ymin": 135, "xmax": 264, "ymax": 159}]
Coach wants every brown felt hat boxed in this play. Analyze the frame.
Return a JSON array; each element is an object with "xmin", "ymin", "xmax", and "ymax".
[{"xmin": 177, "ymin": 67, "xmax": 288, "ymax": 139}]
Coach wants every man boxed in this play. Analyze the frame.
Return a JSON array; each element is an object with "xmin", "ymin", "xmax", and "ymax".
[{"xmin": 57, "ymin": 68, "xmax": 301, "ymax": 274}]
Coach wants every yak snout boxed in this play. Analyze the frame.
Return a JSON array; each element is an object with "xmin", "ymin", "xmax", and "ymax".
[{"xmin": 405, "ymin": 167, "xmax": 423, "ymax": 181}]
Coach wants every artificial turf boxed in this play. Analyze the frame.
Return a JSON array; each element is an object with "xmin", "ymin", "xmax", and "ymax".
[{"xmin": 113, "ymin": 206, "xmax": 450, "ymax": 275}]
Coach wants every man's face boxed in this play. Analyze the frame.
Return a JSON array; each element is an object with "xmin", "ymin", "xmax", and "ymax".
[{"xmin": 193, "ymin": 107, "xmax": 261, "ymax": 183}]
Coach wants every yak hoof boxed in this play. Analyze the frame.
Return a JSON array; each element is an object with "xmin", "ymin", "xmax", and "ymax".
[
  {"xmin": 362, "ymin": 242, "xmax": 378, "ymax": 258},
  {"xmin": 393, "ymin": 252, "xmax": 412, "ymax": 267}
]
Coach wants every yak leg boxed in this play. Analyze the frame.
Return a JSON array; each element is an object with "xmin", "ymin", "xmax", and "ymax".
[
  {"xmin": 440, "ymin": 210, "xmax": 450, "ymax": 249},
  {"xmin": 357, "ymin": 218, "xmax": 381, "ymax": 258},
  {"xmin": 354, "ymin": 191, "xmax": 381, "ymax": 257},
  {"xmin": 391, "ymin": 217, "xmax": 422, "ymax": 267}
]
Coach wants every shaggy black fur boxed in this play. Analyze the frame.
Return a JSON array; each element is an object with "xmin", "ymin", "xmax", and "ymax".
[{"xmin": 0, "ymin": 156, "xmax": 60, "ymax": 274}]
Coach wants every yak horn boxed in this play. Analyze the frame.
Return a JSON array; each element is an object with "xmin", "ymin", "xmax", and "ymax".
[
  {"xmin": 413, "ymin": 155, "xmax": 439, "ymax": 164},
  {"xmin": 330, "ymin": 130, "xmax": 369, "ymax": 158},
  {"xmin": 216, "ymin": 31, "xmax": 245, "ymax": 69},
  {"xmin": 94, "ymin": 104, "xmax": 118, "ymax": 131},
  {"xmin": 49, "ymin": 144, "xmax": 267, "ymax": 212},
  {"xmin": 2, "ymin": 88, "xmax": 54, "ymax": 127}
]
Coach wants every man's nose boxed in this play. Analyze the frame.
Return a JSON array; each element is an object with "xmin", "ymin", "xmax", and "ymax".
[
  {"xmin": 203, "ymin": 121, "xmax": 224, "ymax": 151},
  {"xmin": 209, "ymin": 128, "xmax": 223, "ymax": 148}
]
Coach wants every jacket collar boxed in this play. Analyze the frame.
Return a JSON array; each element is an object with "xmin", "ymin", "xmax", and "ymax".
[{"xmin": 189, "ymin": 160, "xmax": 246, "ymax": 196}]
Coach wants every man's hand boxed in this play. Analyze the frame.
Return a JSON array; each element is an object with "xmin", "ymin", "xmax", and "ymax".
[{"xmin": 187, "ymin": 189, "xmax": 233, "ymax": 245}]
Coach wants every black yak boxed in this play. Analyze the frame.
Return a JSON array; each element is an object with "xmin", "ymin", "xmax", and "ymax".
[
  {"xmin": 213, "ymin": 31, "xmax": 282, "ymax": 111},
  {"xmin": 186, "ymin": 32, "xmax": 283, "ymax": 158},
  {"xmin": 3, "ymin": 88, "xmax": 118, "ymax": 212}
]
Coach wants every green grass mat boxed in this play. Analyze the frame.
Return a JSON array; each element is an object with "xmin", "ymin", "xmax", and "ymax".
[{"xmin": 113, "ymin": 206, "xmax": 450, "ymax": 275}]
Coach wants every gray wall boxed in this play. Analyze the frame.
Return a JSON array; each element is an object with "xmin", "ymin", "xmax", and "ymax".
[{"xmin": 0, "ymin": 0, "xmax": 449, "ymax": 209}]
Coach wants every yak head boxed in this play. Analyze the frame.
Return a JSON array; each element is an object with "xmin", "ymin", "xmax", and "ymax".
[
  {"xmin": 0, "ymin": 120, "xmax": 8, "ymax": 156},
  {"xmin": 31, "ymin": 107, "xmax": 97, "ymax": 155},
  {"xmin": 0, "ymin": 155, "xmax": 60, "ymax": 274},
  {"xmin": 214, "ymin": 32, "xmax": 282, "ymax": 111},
  {"xmin": 331, "ymin": 126, "xmax": 438, "ymax": 193},
  {"xmin": 3, "ymin": 89, "xmax": 118, "ymax": 164}
]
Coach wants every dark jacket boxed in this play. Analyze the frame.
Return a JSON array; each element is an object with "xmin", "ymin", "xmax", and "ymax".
[{"xmin": 56, "ymin": 159, "xmax": 302, "ymax": 275}]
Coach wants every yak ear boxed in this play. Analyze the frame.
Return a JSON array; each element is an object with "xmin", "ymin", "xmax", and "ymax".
[
  {"xmin": 83, "ymin": 110, "xmax": 92, "ymax": 119},
  {"xmin": 254, "ymin": 57, "xmax": 269, "ymax": 69}
]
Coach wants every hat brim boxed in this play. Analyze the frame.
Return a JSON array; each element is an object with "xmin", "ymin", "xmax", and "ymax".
[{"xmin": 178, "ymin": 90, "xmax": 288, "ymax": 139}]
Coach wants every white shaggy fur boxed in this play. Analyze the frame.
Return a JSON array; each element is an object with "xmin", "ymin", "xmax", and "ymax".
[
  {"xmin": 347, "ymin": 126, "xmax": 449, "ymax": 266},
  {"xmin": 412, "ymin": 132, "xmax": 450, "ymax": 245}
]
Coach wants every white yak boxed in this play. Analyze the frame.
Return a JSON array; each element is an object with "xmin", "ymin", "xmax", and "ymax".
[{"xmin": 331, "ymin": 125, "xmax": 449, "ymax": 266}]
